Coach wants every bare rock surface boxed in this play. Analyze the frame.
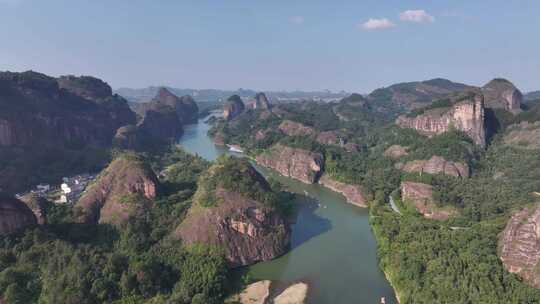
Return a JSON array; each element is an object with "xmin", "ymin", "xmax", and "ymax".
[
  {"xmin": 0, "ymin": 195, "xmax": 37, "ymax": 235},
  {"xmin": 499, "ymin": 204, "xmax": 540, "ymax": 288},
  {"xmin": 224, "ymin": 95, "xmax": 245, "ymax": 120},
  {"xmin": 315, "ymin": 131, "xmax": 341, "ymax": 146},
  {"xmin": 273, "ymin": 282, "xmax": 309, "ymax": 304},
  {"xmin": 75, "ymin": 155, "xmax": 158, "ymax": 225},
  {"xmin": 228, "ymin": 280, "xmax": 272, "ymax": 304},
  {"xmin": 396, "ymin": 94, "xmax": 486, "ymax": 147},
  {"xmin": 482, "ymin": 78, "xmax": 522, "ymax": 113},
  {"xmin": 401, "ymin": 181, "xmax": 457, "ymax": 220},
  {"xmin": 19, "ymin": 193, "xmax": 48, "ymax": 225},
  {"xmin": 400, "ymin": 155, "xmax": 469, "ymax": 178},
  {"xmin": 318, "ymin": 174, "xmax": 367, "ymax": 207},
  {"xmin": 278, "ymin": 120, "xmax": 315, "ymax": 137},
  {"xmin": 176, "ymin": 159, "xmax": 290, "ymax": 267},
  {"xmin": 256, "ymin": 144, "xmax": 323, "ymax": 184}
]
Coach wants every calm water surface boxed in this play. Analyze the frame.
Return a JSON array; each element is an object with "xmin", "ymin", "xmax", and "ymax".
[{"xmin": 178, "ymin": 119, "xmax": 397, "ymax": 304}]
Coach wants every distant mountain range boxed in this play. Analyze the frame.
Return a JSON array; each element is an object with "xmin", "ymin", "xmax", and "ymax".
[
  {"xmin": 525, "ymin": 91, "xmax": 540, "ymax": 101},
  {"xmin": 114, "ymin": 86, "xmax": 350, "ymax": 103}
]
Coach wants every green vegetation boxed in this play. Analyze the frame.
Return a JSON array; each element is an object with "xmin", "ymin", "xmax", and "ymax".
[{"xmin": 0, "ymin": 148, "xmax": 230, "ymax": 304}]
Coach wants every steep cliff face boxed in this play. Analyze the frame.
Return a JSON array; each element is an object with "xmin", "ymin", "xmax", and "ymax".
[
  {"xmin": 224, "ymin": 95, "xmax": 245, "ymax": 120},
  {"xmin": 278, "ymin": 120, "xmax": 315, "ymax": 137},
  {"xmin": 401, "ymin": 181, "xmax": 457, "ymax": 220},
  {"xmin": 398, "ymin": 155, "xmax": 469, "ymax": 178},
  {"xmin": 19, "ymin": 193, "xmax": 48, "ymax": 225},
  {"xmin": 318, "ymin": 174, "xmax": 367, "ymax": 207},
  {"xmin": 75, "ymin": 154, "xmax": 158, "ymax": 225},
  {"xmin": 150, "ymin": 88, "xmax": 199, "ymax": 124},
  {"xmin": 136, "ymin": 102, "xmax": 183, "ymax": 141},
  {"xmin": 246, "ymin": 92, "xmax": 271, "ymax": 110},
  {"xmin": 0, "ymin": 71, "xmax": 136, "ymax": 148},
  {"xmin": 499, "ymin": 205, "xmax": 540, "ymax": 288},
  {"xmin": 175, "ymin": 158, "xmax": 290, "ymax": 267},
  {"xmin": 396, "ymin": 94, "xmax": 486, "ymax": 147},
  {"xmin": 482, "ymin": 78, "xmax": 522, "ymax": 113},
  {"xmin": 256, "ymin": 144, "xmax": 324, "ymax": 184},
  {"xmin": 0, "ymin": 195, "xmax": 37, "ymax": 235}
]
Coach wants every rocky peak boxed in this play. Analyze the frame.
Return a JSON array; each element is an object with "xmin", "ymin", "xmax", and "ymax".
[
  {"xmin": 151, "ymin": 88, "xmax": 199, "ymax": 124},
  {"xmin": 75, "ymin": 154, "xmax": 158, "ymax": 225},
  {"xmin": 396, "ymin": 93, "xmax": 486, "ymax": 147},
  {"xmin": 499, "ymin": 204, "xmax": 540, "ymax": 288},
  {"xmin": 19, "ymin": 193, "xmax": 49, "ymax": 225},
  {"xmin": 0, "ymin": 194, "xmax": 37, "ymax": 235},
  {"xmin": 175, "ymin": 157, "xmax": 290, "ymax": 267},
  {"xmin": 254, "ymin": 92, "xmax": 271, "ymax": 109},
  {"xmin": 482, "ymin": 78, "xmax": 522, "ymax": 113},
  {"xmin": 223, "ymin": 95, "xmax": 245, "ymax": 120},
  {"xmin": 57, "ymin": 75, "xmax": 113, "ymax": 101}
]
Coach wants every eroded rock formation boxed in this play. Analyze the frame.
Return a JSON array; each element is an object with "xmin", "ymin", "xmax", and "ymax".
[
  {"xmin": 19, "ymin": 193, "xmax": 48, "ymax": 225},
  {"xmin": 256, "ymin": 144, "xmax": 324, "ymax": 184},
  {"xmin": 75, "ymin": 154, "xmax": 158, "ymax": 225},
  {"xmin": 224, "ymin": 95, "xmax": 245, "ymax": 120},
  {"xmin": 176, "ymin": 159, "xmax": 290, "ymax": 267},
  {"xmin": 319, "ymin": 174, "xmax": 367, "ymax": 207},
  {"xmin": 0, "ymin": 195, "xmax": 37, "ymax": 235},
  {"xmin": 482, "ymin": 78, "xmax": 522, "ymax": 113},
  {"xmin": 396, "ymin": 93, "xmax": 486, "ymax": 147},
  {"xmin": 401, "ymin": 181, "xmax": 456, "ymax": 220},
  {"xmin": 499, "ymin": 204, "xmax": 540, "ymax": 288},
  {"xmin": 399, "ymin": 155, "xmax": 469, "ymax": 178}
]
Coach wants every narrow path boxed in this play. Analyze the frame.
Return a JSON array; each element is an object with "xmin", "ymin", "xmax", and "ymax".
[{"xmin": 388, "ymin": 196, "xmax": 401, "ymax": 215}]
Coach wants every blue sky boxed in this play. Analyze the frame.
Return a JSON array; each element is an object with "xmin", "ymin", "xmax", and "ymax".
[{"xmin": 1, "ymin": 0, "xmax": 538, "ymax": 92}]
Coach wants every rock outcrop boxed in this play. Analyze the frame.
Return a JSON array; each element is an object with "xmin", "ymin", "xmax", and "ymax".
[
  {"xmin": 503, "ymin": 121, "xmax": 540, "ymax": 150},
  {"xmin": 0, "ymin": 195, "xmax": 37, "ymax": 235},
  {"xmin": 75, "ymin": 154, "xmax": 158, "ymax": 225},
  {"xmin": 401, "ymin": 181, "xmax": 456, "ymax": 220},
  {"xmin": 398, "ymin": 155, "xmax": 469, "ymax": 178},
  {"xmin": 0, "ymin": 71, "xmax": 136, "ymax": 148},
  {"xmin": 396, "ymin": 93, "xmax": 486, "ymax": 147},
  {"xmin": 176, "ymin": 158, "xmax": 290, "ymax": 267},
  {"xmin": 319, "ymin": 174, "xmax": 367, "ymax": 207},
  {"xmin": 273, "ymin": 282, "xmax": 309, "ymax": 304},
  {"xmin": 256, "ymin": 144, "xmax": 324, "ymax": 184},
  {"xmin": 246, "ymin": 92, "xmax": 271, "ymax": 110},
  {"xmin": 499, "ymin": 204, "xmax": 540, "ymax": 288},
  {"xmin": 482, "ymin": 78, "xmax": 522, "ymax": 113},
  {"xmin": 384, "ymin": 145, "xmax": 409, "ymax": 159},
  {"xmin": 151, "ymin": 88, "xmax": 199, "ymax": 124},
  {"xmin": 18, "ymin": 193, "xmax": 48, "ymax": 225},
  {"xmin": 278, "ymin": 120, "xmax": 315, "ymax": 137},
  {"xmin": 228, "ymin": 280, "xmax": 272, "ymax": 304},
  {"xmin": 136, "ymin": 102, "xmax": 183, "ymax": 141},
  {"xmin": 224, "ymin": 95, "xmax": 245, "ymax": 120}
]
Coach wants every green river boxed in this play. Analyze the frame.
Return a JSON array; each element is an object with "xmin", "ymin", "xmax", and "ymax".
[{"xmin": 178, "ymin": 119, "xmax": 397, "ymax": 304}]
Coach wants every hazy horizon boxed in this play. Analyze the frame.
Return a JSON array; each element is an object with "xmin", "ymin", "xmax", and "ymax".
[{"xmin": 1, "ymin": 0, "xmax": 539, "ymax": 92}]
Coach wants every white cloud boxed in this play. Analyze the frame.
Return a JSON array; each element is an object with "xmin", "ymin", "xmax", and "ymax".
[
  {"xmin": 289, "ymin": 16, "xmax": 305, "ymax": 25},
  {"xmin": 360, "ymin": 18, "xmax": 395, "ymax": 30},
  {"xmin": 399, "ymin": 10, "xmax": 435, "ymax": 23}
]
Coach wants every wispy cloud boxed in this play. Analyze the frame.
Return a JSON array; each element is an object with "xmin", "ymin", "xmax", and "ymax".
[
  {"xmin": 360, "ymin": 18, "xmax": 395, "ymax": 30},
  {"xmin": 289, "ymin": 16, "xmax": 305, "ymax": 25},
  {"xmin": 399, "ymin": 10, "xmax": 435, "ymax": 23}
]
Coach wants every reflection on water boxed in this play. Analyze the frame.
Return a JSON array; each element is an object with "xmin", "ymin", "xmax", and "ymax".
[{"xmin": 178, "ymin": 119, "xmax": 397, "ymax": 304}]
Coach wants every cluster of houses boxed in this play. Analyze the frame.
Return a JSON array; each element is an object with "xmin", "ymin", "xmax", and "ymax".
[{"xmin": 15, "ymin": 173, "xmax": 96, "ymax": 204}]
